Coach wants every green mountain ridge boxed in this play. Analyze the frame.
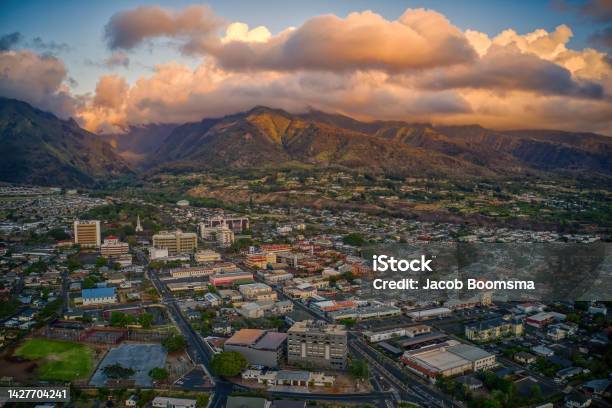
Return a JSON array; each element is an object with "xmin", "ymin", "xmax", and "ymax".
[
  {"xmin": 0, "ymin": 99, "xmax": 610, "ymax": 187},
  {"xmin": 0, "ymin": 97, "xmax": 132, "ymax": 186}
]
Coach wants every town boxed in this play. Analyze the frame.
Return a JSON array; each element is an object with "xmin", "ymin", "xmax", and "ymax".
[{"xmin": 0, "ymin": 184, "xmax": 610, "ymax": 408}]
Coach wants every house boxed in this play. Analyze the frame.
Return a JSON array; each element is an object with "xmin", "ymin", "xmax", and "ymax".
[
  {"xmin": 456, "ymin": 374, "xmax": 483, "ymax": 390},
  {"xmin": 532, "ymin": 345, "xmax": 554, "ymax": 357},
  {"xmin": 151, "ymin": 397, "xmax": 196, "ymax": 408},
  {"xmin": 204, "ymin": 292, "xmax": 221, "ymax": 306},
  {"xmin": 588, "ymin": 304, "xmax": 607, "ymax": 316},
  {"xmin": 556, "ymin": 367, "xmax": 583, "ymax": 381},
  {"xmin": 514, "ymin": 351, "xmax": 537, "ymax": 364},
  {"xmin": 564, "ymin": 392, "xmax": 591, "ymax": 408},
  {"xmin": 125, "ymin": 395, "xmax": 138, "ymax": 407},
  {"xmin": 212, "ymin": 319, "xmax": 232, "ymax": 335},
  {"xmin": 582, "ymin": 379, "xmax": 611, "ymax": 396}
]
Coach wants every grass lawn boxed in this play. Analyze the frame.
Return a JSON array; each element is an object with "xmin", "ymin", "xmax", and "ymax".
[{"xmin": 14, "ymin": 338, "xmax": 95, "ymax": 381}]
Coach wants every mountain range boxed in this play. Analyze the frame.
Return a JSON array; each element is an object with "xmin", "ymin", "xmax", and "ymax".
[
  {"xmin": 1, "ymin": 97, "xmax": 610, "ymax": 186},
  {"xmin": 0, "ymin": 98, "xmax": 131, "ymax": 186}
]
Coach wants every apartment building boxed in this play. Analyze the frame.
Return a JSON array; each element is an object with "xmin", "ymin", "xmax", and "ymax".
[
  {"xmin": 152, "ymin": 230, "xmax": 197, "ymax": 255},
  {"xmin": 287, "ymin": 320, "xmax": 347, "ymax": 370},
  {"xmin": 73, "ymin": 220, "xmax": 101, "ymax": 248},
  {"xmin": 465, "ymin": 317, "xmax": 524, "ymax": 341}
]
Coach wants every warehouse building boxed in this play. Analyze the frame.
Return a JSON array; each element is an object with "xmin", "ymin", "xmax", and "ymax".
[{"xmin": 401, "ymin": 340, "xmax": 496, "ymax": 381}]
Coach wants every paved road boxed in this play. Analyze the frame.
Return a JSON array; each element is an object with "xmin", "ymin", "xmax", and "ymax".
[
  {"xmin": 148, "ymin": 261, "xmax": 400, "ymax": 408},
  {"xmin": 254, "ymin": 269, "xmax": 458, "ymax": 408}
]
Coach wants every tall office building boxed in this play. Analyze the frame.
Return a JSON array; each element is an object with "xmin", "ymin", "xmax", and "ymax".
[
  {"xmin": 152, "ymin": 230, "xmax": 197, "ymax": 255},
  {"xmin": 73, "ymin": 220, "xmax": 101, "ymax": 248},
  {"xmin": 287, "ymin": 320, "xmax": 347, "ymax": 370}
]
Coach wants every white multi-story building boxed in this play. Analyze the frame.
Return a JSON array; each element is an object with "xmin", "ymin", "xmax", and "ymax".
[
  {"xmin": 216, "ymin": 226, "xmax": 234, "ymax": 248},
  {"xmin": 100, "ymin": 236, "xmax": 129, "ymax": 257}
]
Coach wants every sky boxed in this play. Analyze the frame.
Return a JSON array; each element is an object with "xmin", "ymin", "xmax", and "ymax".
[{"xmin": 0, "ymin": 0, "xmax": 610, "ymax": 134}]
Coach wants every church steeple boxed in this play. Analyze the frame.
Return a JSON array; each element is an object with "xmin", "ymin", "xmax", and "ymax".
[{"xmin": 135, "ymin": 214, "xmax": 143, "ymax": 232}]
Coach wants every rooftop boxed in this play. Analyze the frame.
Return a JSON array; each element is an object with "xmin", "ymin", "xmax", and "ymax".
[
  {"xmin": 448, "ymin": 343, "xmax": 493, "ymax": 362},
  {"xmin": 288, "ymin": 320, "xmax": 346, "ymax": 335},
  {"xmin": 226, "ymin": 329, "xmax": 265, "ymax": 346},
  {"xmin": 81, "ymin": 287, "xmax": 115, "ymax": 299},
  {"xmin": 254, "ymin": 332, "xmax": 288, "ymax": 350}
]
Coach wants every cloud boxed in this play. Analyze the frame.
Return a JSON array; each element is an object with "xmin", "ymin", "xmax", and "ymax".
[
  {"xmin": 2, "ymin": 6, "xmax": 610, "ymax": 136},
  {"xmin": 75, "ymin": 61, "xmax": 473, "ymax": 133},
  {"xmin": 554, "ymin": 0, "xmax": 612, "ymax": 24},
  {"xmin": 0, "ymin": 32, "xmax": 70, "ymax": 55},
  {"xmin": 77, "ymin": 75, "xmax": 129, "ymax": 133},
  {"xmin": 465, "ymin": 25, "xmax": 611, "ymax": 83},
  {"xmin": 29, "ymin": 37, "xmax": 71, "ymax": 54},
  {"xmin": 0, "ymin": 32, "xmax": 22, "ymax": 51},
  {"xmin": 93, "ymin": 75, "xmax": 129, "ymax": 108},
  {"xmin": 0, "ymin": 50, "xmax": 78, "ymax": 117},
  {"xmin": 466, "ymin": 25, "xmax": 574, "ymax": 60},
  {"xmin": 104, "ymin": 5, "xmax": 223, "ymax": 51},
  {"xmin": 204, "ymin": 9, "xmax": 477, "ymax": 72},
  {"xmin": 589, "ymin": 26, "xmax": 612, "ymax": 50},
  {"xmin": 85, "ymin": 51, "xmax": 130, "ymax": 69},
  {"xmin": 103, "ymin": 6, "xmax": 476, "ymax": 72},
  {"xmin": 417, "ymin": 45, "xmax": 604, "ymax": 99},
  {"xmin": 221, "ymin": 22, "xmax": 271, "ymax": 44},
  {"xmin": 104, "ymin": 51, "xmax": 130, "ymax": 68}
]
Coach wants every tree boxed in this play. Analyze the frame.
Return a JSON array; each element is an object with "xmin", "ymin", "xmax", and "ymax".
[
  {"xmin": 82, "ymin": 276, "xmax": 99, "ymax": 289},
  {"xmin": 103, "ymin": 363, "xmax": 135, "ymax": 379},
  {"xmin": 342, "ymin": 233, "xmax": 365, "ymax": 246},
  {"xmin": 110, "ymin": 311, "xmax": 136, "ymax": 327},
  {"xmin": 67, "ymin": 257, "xmax": 82, "ymax": 271},
  {"xmin": 48, "ymin": 227, "xmax": 70, "ymax": 241},
  {"xmin": 95, "ymin": 256, "xmax": 108, "ymax": 267},
  {"xmin": 349, "ymin": 358, "xmax": 369, "ymax": 380},
  {"xmin": 339, "ymin": 318, "xmax": 357, "ymax": 327},
  {"xmin": 138, "ymin": 312, "xmax": 154, "ymax": 329},
  {"xmin": 162, "ymin": 333, "xmax": 187, "ymax": 352},
  {"xmin": 210, "ymin": 351, "xmax": 248, "ymax": 376},
  {"xmin": 148, "ymin": 367, "xmax": 168, "ymax": 381}
]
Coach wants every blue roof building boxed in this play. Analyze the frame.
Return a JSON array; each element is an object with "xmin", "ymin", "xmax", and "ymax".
[{"xmin": 81, "ymin": 287, "xmax": 117, "ymax": 305}]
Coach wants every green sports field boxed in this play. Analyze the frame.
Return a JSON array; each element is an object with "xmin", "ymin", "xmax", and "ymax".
[{"xmin": 14, "ymin": 339, "xmax": 95, "ymax": 382}]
